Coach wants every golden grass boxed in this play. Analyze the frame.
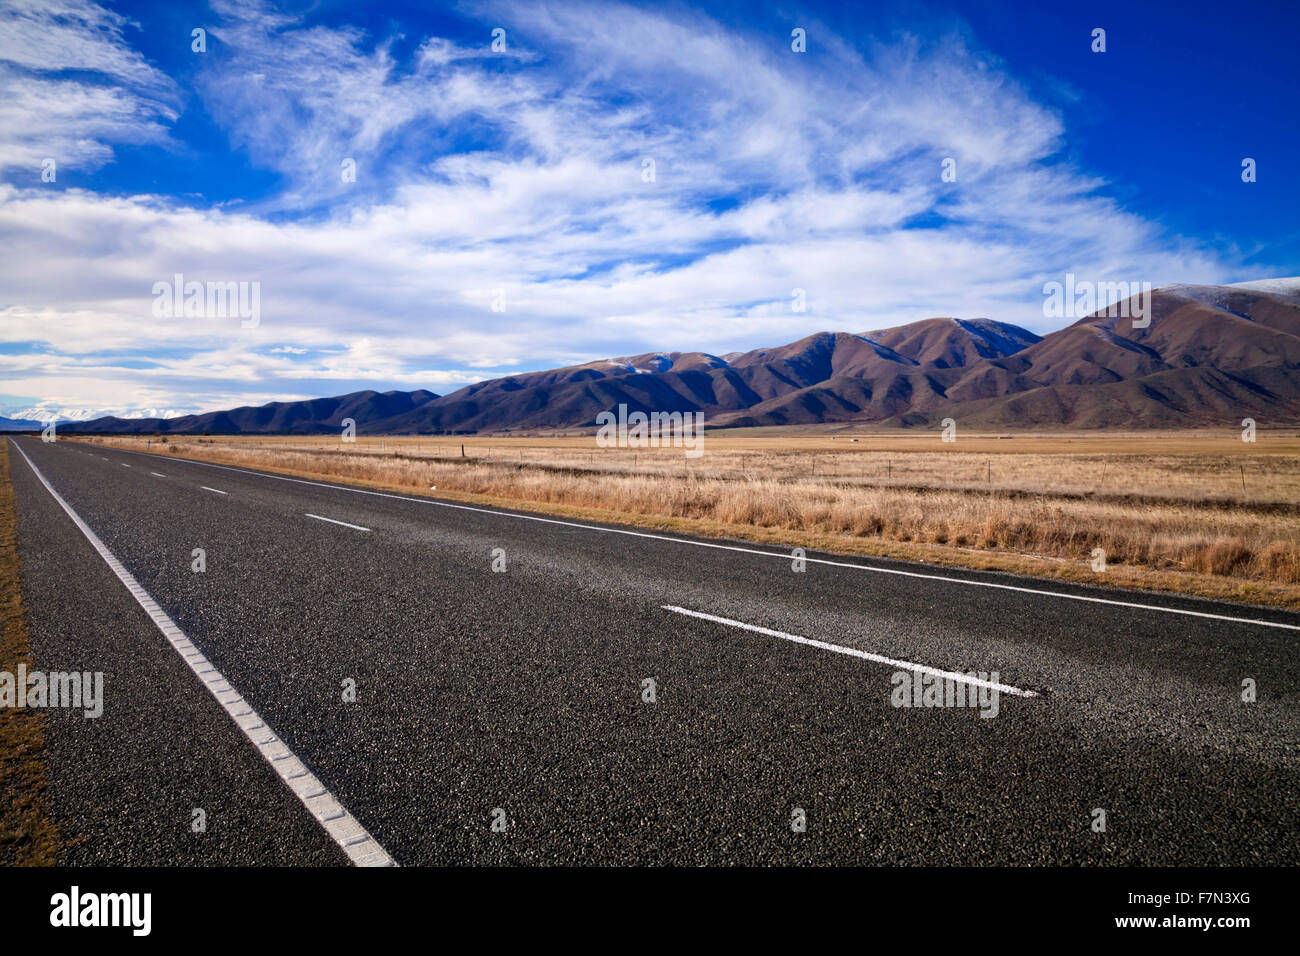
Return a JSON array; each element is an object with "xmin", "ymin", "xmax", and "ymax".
[
  {"xmin": 72, "ymin": 429, "xmax": 1300, "ymax": 608},
  {"xmin": 0, "ymin": 440, "xmax": 59, "ymax": 865}
]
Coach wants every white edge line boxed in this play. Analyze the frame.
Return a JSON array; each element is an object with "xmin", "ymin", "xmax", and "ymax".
[
  {"xmin": 664, "ymin": 605, "xmax": 1038, "ymax": 697},
  {"xmin": 305, "ymin": 513, "xmax": 370, "ymax": 531},
  {"xmin": 95, "ymin": 441, "xmax": 1300, "ymax": 632},
  {"xmin": 9, "ymin": 440, "xmax": 396, "ymax": 867},
  {"xmin": 200, "ymin": 486, "xmax": 228, "ymax": 495}
]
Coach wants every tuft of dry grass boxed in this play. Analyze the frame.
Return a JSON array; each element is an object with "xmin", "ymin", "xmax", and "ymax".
[
  {"xmin": 0, "ymin": 440, "xmax": 59, "ymax": 865},
  {"xmin": 75, "ymin": 431, "xmax": 1300, "ymax": 608}
]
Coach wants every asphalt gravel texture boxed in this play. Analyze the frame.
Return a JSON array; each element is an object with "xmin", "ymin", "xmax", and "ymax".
[{"xmin": 8, "ymin": 435, "xmax": 1300, "ymax": 865}]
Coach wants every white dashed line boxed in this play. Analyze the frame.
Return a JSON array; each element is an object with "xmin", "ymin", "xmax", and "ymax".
[
  {"xmin": 663, "ymin": 605, "xmax": 1038, "ymax": 697},
  {"xmin": 9, "ymin": 440, "xmax": 396, "ymax": 867},
  {"xmin": 305, "ymin": 513, "xmax": 370, "ymax": 531},
  {"xmin": 201, "ymin": 486, "xmax": 228, "ymax": 495},
  {"xmin": 91, "ymin": 442, "xmax": 1300, "ymax": 634},
  {"xmin": 102, "ymin": 446, "xmax": 1300, "ymax": 633},
  {"xmin": 150, "ymin": 471, "xmax": 167, "ymax": 478}
]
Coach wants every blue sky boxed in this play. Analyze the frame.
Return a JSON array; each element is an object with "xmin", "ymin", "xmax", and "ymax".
[{"xmin": 1, "ymin": 0, "xmax": 1296, "ymax": 420}]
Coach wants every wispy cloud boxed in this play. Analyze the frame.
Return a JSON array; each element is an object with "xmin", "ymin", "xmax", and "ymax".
[{"xmin": 0, "ymin": 0, "xmax": 178, "ymax": 173}]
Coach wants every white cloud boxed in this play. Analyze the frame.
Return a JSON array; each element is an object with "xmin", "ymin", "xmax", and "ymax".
[
  {"xmin": 0, "ymin": 0, "xmax": 177, "ymax": 173},
  {"xmin": 0, "ymin": 0, "xmax": 1254, "ymax": 417}
]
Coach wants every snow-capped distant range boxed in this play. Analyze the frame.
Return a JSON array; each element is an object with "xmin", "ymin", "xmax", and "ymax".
[{"xmin": 0, "ymin": 407, "xmax": 193, "ymax": 430}]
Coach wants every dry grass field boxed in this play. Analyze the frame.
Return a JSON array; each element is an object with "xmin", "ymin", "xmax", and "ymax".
[{"xmin": 70, "ymin": 427, "xmax": 1300, "ymax": 608}]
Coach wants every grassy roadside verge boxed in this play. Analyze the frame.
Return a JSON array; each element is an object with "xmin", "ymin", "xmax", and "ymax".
[
  {"xmin": 0, "ymin": 440, "xmax": 58, "ymax": 865},
  {"xmin": 79, "ymin": 436, "xmax": 1300, "ymax": 611}
]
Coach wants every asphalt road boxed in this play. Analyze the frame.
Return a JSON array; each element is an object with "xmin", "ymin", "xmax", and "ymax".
[{"xmin": 8, "ymin": 435, "xmax": 1300, "ymax": 865}]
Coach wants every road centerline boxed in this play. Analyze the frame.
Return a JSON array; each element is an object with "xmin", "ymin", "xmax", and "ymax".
[
  {"xmin": 305, "ymin": 513, "xmax": 371, "ymax": 531},
  {"xmin": 663, "ymin": 605, "xmax": 1039, "ymax": 697},
  {"xmin": 94, "ymin": 443, "xmax": 1300, "ymax": 633}
]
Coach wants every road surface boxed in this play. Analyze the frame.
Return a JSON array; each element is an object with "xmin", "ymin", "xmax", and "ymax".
[{"xmin": 8, "ymin": 435, "xmax": 1299, "ymax": 865}]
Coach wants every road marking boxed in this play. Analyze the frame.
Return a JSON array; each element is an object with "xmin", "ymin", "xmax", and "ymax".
[
  {"xmin": 9, "ymin": 440, "xmax": 396, "ymax": 867},
  {"xmin": 100, "ymin": 443, "xmax": 1300, "ymax": 632},
  {"xmin": 150, "ymin": 471, "xmax": 167, "ymax": 478},
  {"xmin": 305, "ymin": 513, "xmax": 370, "ymax": 531},
  {"xmin": 120, "ymin": 463, "xmax": 130, "ymax": 467},
  {"xmin": 664, "ymin": 605, "xmax": 1038, "ymax": 696},
  {"xmin": 200, "ymin": 486, "xmax": 228, "ymax": 495}
]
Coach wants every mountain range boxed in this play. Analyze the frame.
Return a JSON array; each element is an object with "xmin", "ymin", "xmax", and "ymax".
[
  {"xmin": 0, "ymin": 416, "xmax": 50, "ymax": 431},
  {"xmin": 61, "ymin": 279, "xmax": 1300, "ymax": 434}
]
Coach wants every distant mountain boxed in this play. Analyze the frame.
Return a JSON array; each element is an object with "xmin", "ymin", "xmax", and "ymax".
[
  {"xmin": 65, "ymin": 389, "xmax": 439, "ymax": 435},
  {"xmin": 63, "ymin": 279, "xmax": 1300, "ymax": 433},
  {"xmin": 7, "ymin": 406, "xmax": 190, "ymax": 423},
  {"xmin": 0, "ymin": 416, "xmax": 46, "ymax": 431}
]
